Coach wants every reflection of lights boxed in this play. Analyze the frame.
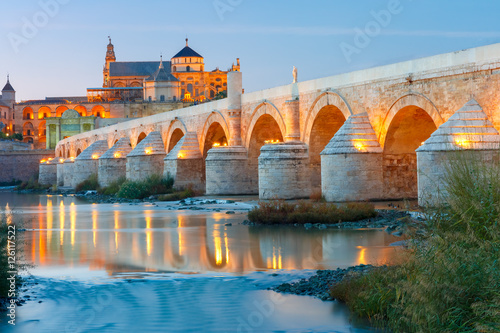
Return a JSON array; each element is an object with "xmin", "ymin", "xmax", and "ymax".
[
  {"xmin": 114, "ymin": 210, "xmax": 119, "ymax": 251},
  {"xmin": 92, "ymin": 208, "xmax": 98, "ymax": 248},
  {"xmin": 47, "ymin": 199, "xmax": 53, "ymax": 244},
  {"xmin": 215, "ymin": 234, "xmax": 222, "ymax": 265},
  {"xmin": 59, "ymin": 201, "xmax": 65, "ymax": 245},
  {"xmin": 146, "ymin": 212, "xmax": 152, "ymax": 256},
  {"xmin": 357, "ymin": 246, "xmax": 367, "ymax": 265},
  {"xmin": 272, "ymin": 246, "xmax": 282, "ymax": 270},
  {"xmin": 70, "ymin": 202, "xmax": 76, "ymax": 247},
  {"xmin": 213, "ymin": 227, "xmax": 230, "ymax": 266}
]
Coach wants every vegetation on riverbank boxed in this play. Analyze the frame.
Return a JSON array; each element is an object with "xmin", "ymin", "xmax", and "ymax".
[
  {"xmin": 330, "ymin": 153, "xmax": 500, "ymax": 332},
  {"xmin": 248, "ymin": 200, "xmax": 377, "ymax": 225},
  {"xmin": 74, "ymin": 174, "xmax": 197, "ymax": 200},
  {"xmin": 16, "ymin": 174, "xmax": 50, "ymax": 191}
]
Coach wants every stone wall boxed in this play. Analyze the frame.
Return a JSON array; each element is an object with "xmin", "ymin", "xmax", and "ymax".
[{"xmin": 0, "ymin": 150, "xmax": 54, "ymax": 183}]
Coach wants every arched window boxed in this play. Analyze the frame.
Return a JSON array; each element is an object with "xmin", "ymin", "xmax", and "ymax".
[
  {"xmin": 186, "ymin": 66, "xmax": 191, "ymax": 72},
  {"xmin": 173, "ymin": 66, "xmax": 177, "ymax": 72}
]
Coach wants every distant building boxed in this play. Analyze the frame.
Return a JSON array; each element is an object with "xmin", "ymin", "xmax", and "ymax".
[{"xmin": 0, "ymin": 76, "xmax": 15, "ymax": 137}]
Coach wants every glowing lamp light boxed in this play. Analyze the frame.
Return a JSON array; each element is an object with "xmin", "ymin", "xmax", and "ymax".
[
  {"xmin": 354, "ymin": 142, "xmax": 364, "ymax": 151},
  {"xmin": 212, "ymin": 143, "xmax": 221, "ymax": 147},
  {"xmin": 59, "ymin": 158, "xmax": 65, "ymax": 163},
  {"xmin": 455, "ymin": 138, "xmax": 470, "ymax": 148},
  {"xmin": 70, "ymin": 157, "xmax": 75, "ymax": 161},
  {"xmin": 223, "ymin": 143, "xmax": 227, "ymax": 146},
  {"xmin": 114, "ymin": 152, "xmax": 121, "ymax": 158},
  {"xmin": 264, "ymin": 139, "xmax": 280, "ymax": 144},
  {"xmin": 145, "ymin": 148, "xmax": 153, "ymax": 155},
  {"xmin": 91, "ymin": 154, "xmax": 99, "ymax": 160},
  {"xmin": 40, "ymin": 159, "xmax": 47, "ymax": 164},
  {"xmin": 177, "ymin": 153, "xmax": 184, "ymax": 159}
]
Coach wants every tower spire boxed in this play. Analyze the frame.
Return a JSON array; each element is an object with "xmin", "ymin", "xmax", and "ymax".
[
  {"xmin": 186, "ymin": 37, "xmax": 188, "ymax": 47},
  {"xmin": 159, "ymin": 54, "xmax": 163, "ymax": 69}
]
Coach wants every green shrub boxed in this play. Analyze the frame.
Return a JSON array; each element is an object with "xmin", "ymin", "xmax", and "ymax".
[
  {"xmin": 330, "ymin": 151, "xmax": 500, "ymax": 332},
  {"xmin": 98, "ymin": 176, "xmax": 126, "ymax": 196},
  {"xmin": 248, "ymin": 200, "xmax": 377, "ymax": 225},
  {"xmin": 75, "ymin": 173, "xmax": 99, "ymax": 192},
  {"xmin": 158, "ymin": 187, "xmax": 195, "ymax": 201},
  {"xmin": 16, "ymin": 174, "xmax": 50, "ymax": 191},
  {"xmin": 116, "ymin": 174, "xmax": 174, "ymax": 199}
]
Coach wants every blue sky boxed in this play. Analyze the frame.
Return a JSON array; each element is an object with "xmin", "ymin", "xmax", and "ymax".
[{"xmin": 1, "ymin": 0, "xmax": 500, "ymax": 101}]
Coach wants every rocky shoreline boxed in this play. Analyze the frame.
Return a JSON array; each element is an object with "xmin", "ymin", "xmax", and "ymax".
[{"xmin": 271, "ymin": 265, "xmax": 380, "ymax": 301}]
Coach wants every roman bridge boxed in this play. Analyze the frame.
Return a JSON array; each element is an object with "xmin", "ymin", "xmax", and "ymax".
[{"xmin": 41, "ymin": 43, "xmax": 500, "ymax": 204}]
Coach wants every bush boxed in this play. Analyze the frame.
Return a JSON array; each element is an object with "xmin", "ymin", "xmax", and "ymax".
[
  {"xmin": 98, "ymin": 176, "xmax": 126, "ymax": 196},
  {"xmin": 158, "ymin": 187, "xmax": 195, "ymax": 201},
  {"xmin": 248, "ymin": 200, "xmax": 377, "ymax": 225},
  {"xmin": 330, "ymin": 151, "xmax": 500, "ymax": 332},
  {"xmin": 17, "ymin": 174, "xmax": 50, "ymax": 191},
  {"xmin": 75, "ymin": 173, "xmax": 99, "ymax": 192},
  {"xmin": 116, "ymin": 174, "xmax": 174, "ymax": 199}
]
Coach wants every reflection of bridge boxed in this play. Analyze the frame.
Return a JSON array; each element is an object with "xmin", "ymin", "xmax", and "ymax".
[
  {"xmin": 42, "ymin": 44, "xmax": 500, "ymax": 204},
  {"xmin": 26, "ymin": 196, "xmax": 394, "ymax": 273}
]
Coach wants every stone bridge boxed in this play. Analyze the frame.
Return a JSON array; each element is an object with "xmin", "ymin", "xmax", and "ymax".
[{"xmin": 41, "ymin": 43, "xmax": 500, "ymax": 204}]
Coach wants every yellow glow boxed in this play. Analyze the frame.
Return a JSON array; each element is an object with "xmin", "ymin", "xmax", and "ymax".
[
  {"xmin": 92, "ymin": 208, "xmax": 98, "ymax": 248},
  {"xmin": 421, "ymin": 142, "xmax": 425, "ymax": 146},
  {"xmin": 272, "ymin": 246, "xmax": 283, "ymax": 270},
  {"xmin": 145, "ymin": 148, "xmax": 153, "ymax": 155},
  {"xmin": 223, "ymin": 143, "xmax": 227, "ymax": 146},
  {"xmin": 264, "ymin": 139, "xmax": 280, "ymax": 144},
  {"xmin": 114, "ymin": 152, "xmax": 121, "ymax": 158},
  {"xmin": 354, "ymin": 142, "xmax": 364, "ymax": 151},
  {"xmin": 212, "ymin": 143, "xmax": 221, "ymax": 147},
  {"xmin": 357, "ymin": 246, "xmax": 367, "ymax": 265},
  {"xmin": 215, "ymin": 233, "xmax": 222, "ymax": 265},
  {"xmin": 46, "ymin": 199, "xmax": 53, "ymax": 244},
  {"xmin": 114, "ymin": 210, "xmax": 119, "ymax": 251},
  {"xmin": 59, "ymin": 200, "xmax": 65, "ymax": 245},
  {"xmin": 91, "ymin": 154, "xmax": 99, "ymax": 160},
  {"xmin": 40, "ymin": 159, "xmax": 47, "ymax": 164},
  {"xmin": 70, "ymin": 157, "xmax": 75, "ymax": 161},
  {"xmin": 59, "ymin": 158, "xmax": 65, "ymax": 163},
  {"xmin": 70, "ymin": 202, "xmax": 76, "ymax": 247},
  {"xmin": 177, "ymin": 153, "xmax": 184, "ymax": 159},
  {"xmin": 146, "ymin": 211, "xmax": 152, "ymax": 256},
  {"xmin": 455, "ymin": 138, "xmax": 470, "ymax": 148},
  {"xmin": 224, "ymin": 232, "xmax": 230, "ymax": 264},
  {"xmin": 178, "ymin": 215, "xmax": 184, "ymax": 256}
]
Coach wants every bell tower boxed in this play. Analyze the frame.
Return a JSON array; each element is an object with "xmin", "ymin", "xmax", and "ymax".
[{"xmin": 103, "ymin": 36, "xmax": 116, "ymax": 87}]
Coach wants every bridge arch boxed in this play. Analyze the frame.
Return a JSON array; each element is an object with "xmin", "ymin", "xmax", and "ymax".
[
  {"xmin": 381, "ymin": 93, "xmax": 442, "ymax": 199},
  {"xmin": 302, "ymin": 91, "xmax": 352, "ymax": 145},
  {"xmin": 164, "ymin": 119, "xmax": 188, "ymax": 153},
  {"xmin": 245, "ymin": 102, "xmax": 286, "ymax": 149},
  {"xmin": 201, "ymin": 111, "xmax": 230, "ymax": 158}
]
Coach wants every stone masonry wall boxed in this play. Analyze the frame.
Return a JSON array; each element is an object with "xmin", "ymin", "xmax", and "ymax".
[{"xmin": 0, "ymin": 150, "xmax": 54, "ymax": 183}]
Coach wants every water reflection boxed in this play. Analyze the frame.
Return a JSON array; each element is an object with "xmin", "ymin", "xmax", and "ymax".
[{"xmin": 7, "ymin": 194, "xmax": 402, "ymax": 277}]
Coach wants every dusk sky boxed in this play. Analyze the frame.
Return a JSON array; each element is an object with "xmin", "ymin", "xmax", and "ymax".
[{"xmin": 2, "ymin": 0, "xmax": 500, "ymax": 101}]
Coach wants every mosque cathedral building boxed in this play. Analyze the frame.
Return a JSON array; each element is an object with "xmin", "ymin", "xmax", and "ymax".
[{"xmin": 4, "ymin": 38, "xmax": 239, "ymax": 149}]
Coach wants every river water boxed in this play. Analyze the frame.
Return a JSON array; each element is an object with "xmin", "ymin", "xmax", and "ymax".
[{"xmin": 0, "ymin": 192, "xmax": 401, "ymax": 332}]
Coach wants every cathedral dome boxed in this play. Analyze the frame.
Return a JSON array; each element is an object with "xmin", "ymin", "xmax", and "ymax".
[{"xmin": 171, "ymin": 39, "xmax": 203, "ymax": 59}]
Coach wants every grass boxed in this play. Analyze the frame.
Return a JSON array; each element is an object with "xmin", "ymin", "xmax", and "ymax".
[
  {"xmin": 97, "ymin": 176, "xmax": 126, "ymax": 196},
  {"xmin": 16, "ymin": 174, "xmax": 50, "ymax": 191},
  {"xmin": 116, "ymin": 174, "xmax": 174, "ymax": 199},
  {"xmin": 330, "ymin": 151, "xmax": 500, "ymax": 332},
  {"xmin": 75, "ymin": 173, "xmax": 99, "ymax": 192},
  {"xmin": 158, "ymin": 187, "xmax": 196, "ymax": 201},
  {"xmin": 248, "ymin": 201, "xmax": 377, "ymax": 225}
]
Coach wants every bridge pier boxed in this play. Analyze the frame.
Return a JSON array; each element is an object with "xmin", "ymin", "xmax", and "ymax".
[
  {"xmin": 321, "ymin": 113, "xmax": 384, "ymax": 202},
  {"xmin": 62, "ymin": 158, "xmax": 75, "ymax": 188},
  {"xmin": 417, "ymin": 100, "xmax": 500, "ymax": 206},
  {"xmin": 164, "ymin": 132, "xmax": 205, "ymax": 192},
  {"xmin": 258, "ymin": 142, "xmax": 311, "ymax": 199},
  {"xmin": 71, "ymin": 140, "xmax": 109, "ymax": 188},
  {"xmin": 206, "ymin": 146, "xmax": 255, "ymax": 195},
  {"xmin": 126, "ymin": 131, "xmax": 166, "ymax": 181},
  {"xmin": 39, "ymin": 158, "xmax": 57, "ymax": 186},
  {"xmin": 98, "ymin": 137, "xmax": 132, "ymax": 187},
  {"xmin": 56, "ymin": 158, "xmax": 65, "ymax": 187}
]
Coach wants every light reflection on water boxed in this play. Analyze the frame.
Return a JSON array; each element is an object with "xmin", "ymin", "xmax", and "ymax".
[
  {"xmin": 0, "ymin": 192, "xmax": 399, "ymax": 332},
  {"xmin": 11, "ymin": 194, "xmax": 400, "ymax": 277}
]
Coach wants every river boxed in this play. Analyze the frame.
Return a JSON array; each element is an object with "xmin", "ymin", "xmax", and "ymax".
[{"xmin": 0, "ymin": 191, "xmax": 401, "ymax": 332}]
